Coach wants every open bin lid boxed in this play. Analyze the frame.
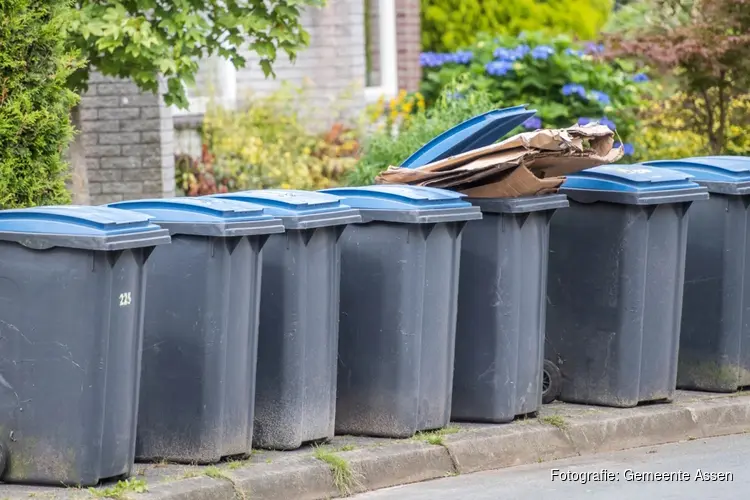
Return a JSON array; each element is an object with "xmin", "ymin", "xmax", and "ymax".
[
  {"xmin": 107, "ymin": 197, "xmax": 285, "ymax": 237},
  {"xmin": 211, "ymin": 189, "xmax": 361, "ymax": 230},
  {"xmin": 643, "ymin": 157, "xmax": 750, "ymax": 195},
  {"xmin": 320, "ymin": 185, "xmax": 483, "ymax": 223},
  {"xmin": 0, "ymin": 205, "xmax": 171, "ymax": 251},
  {"xmin": 561, "ymin": 165, "xmax": 709, "ymax": 205},
  {"xmin": 399, "ymin": 106, "xmax": 537, "ymax": 169}
]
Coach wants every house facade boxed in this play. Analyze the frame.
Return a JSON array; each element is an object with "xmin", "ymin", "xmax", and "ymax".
[{"xmin": 74, "ymin": 0, "xmax": 421, "ymax": 205}]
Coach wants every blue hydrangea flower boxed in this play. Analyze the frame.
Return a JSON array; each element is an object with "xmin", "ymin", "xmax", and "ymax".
[
  {"xmin": 633, "ymin": 73, "xmax": 649, "ymax": 83},
  {"xmin": 584, "ymin": 42, "xmax": 605, "ymax": 55},
  {"xmin": 531, "ymin": 45, "xmax": 555, "ymax": 60},
  {"xmin": 522, "ymin": 116, "xmax": 542, "ymax": 130},
  {"xmin": 446, "ymin": 91, "xmax": 465, "ymax": 100},
  {"xmin": 486, "ymin": 60, "xmax": 514, "ymax": 77},
  {"xmin": 419, "ymin": 52, "xmax": 444, "ymax": 68},
  {"xmin": 448, "ymin": 51, "xmax": 473, "ymax": 64},
  {"xmin": 419, "ymin": 51, "xmax": 473, "ymax": 68},
  {"xmin": 493, "ymin": 45, "xmax": 531, "ymax": 62},
  {"xmin": 562, "ymin": 84, "xmax": 587, "ymax": 98},
  {"xmin": 590, "ymin": 90, "xmax": 611, "ymax": 105},
  {"xmin": 565, "ymin": 48, "xmax": 586, "ymax": 57},
  {"xmin": 578, "ymin": 117, "xmax": 593, "ymax": 126},
  {"xmin": 623, "ymin": 143, "xmax": 635, "ymax": 155}
]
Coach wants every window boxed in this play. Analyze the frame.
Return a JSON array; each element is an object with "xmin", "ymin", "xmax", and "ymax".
[{"xmin": 365, "ymin": 0, "xmax": 398, "ymax": 103}]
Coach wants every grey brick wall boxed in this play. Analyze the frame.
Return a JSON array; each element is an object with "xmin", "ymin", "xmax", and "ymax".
[
  {"xmin": 78, "ymin": 74, "xmax": 175, "ymax": 205},
  {"xmin": 234, "ymin": 0, "xmax": 367, "ymax": 126}
]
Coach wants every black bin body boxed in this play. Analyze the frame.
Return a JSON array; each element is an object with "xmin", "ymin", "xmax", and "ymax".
[
  {"xmin": 214, "ymin": 190, "xmax": 361, "ymax": 450},
  {"xmin": 322, "ymin": 185, "xmax": 481, "ymax": 438},
  {"xmin": 0, "ymin": 206, "xmax": 169, "ymax": 485},
  {"xmin": 645, "ymin": 156, "xmax": 750, "ymax": 392},
  {"xmin": 452, "ymin": 195, "xmax": 568, "ymax": 422},
  {"xmin": 109, "ymin": 198, "xmax": 284, "ymax": 463},
  {"xmin": 546, "ymin": 165, "xmax": 708, "ymax": 407}
]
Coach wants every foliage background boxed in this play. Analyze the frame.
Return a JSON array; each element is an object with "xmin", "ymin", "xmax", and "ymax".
[
  {"xmin": 421, "ymin": 0, "xmax": 613, "ymax": 52},
  {"xmin": 0, "ymin": 0, "xmax": 80, "ymax": 208}
]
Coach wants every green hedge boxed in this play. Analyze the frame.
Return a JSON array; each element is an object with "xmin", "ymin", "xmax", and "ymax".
[
  {"xmin": 0, "ymin": 0, "xmax": 79, "ymax": 208},
  {"xmin": 422, "ymin": 0, "xmax": 614, "ymax": 52}
]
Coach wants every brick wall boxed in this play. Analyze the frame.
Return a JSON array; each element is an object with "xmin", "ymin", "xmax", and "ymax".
[
  {"xmin": 395, "ymin": 0, "xmax": 421, "ymax": 92},
  {"xmin": 78, "ymin": 74, "xmax": 175, "ymax": 205},
  {"xmin": 233, "ymin": 0, "xmax": 367, "ymax": 126}
]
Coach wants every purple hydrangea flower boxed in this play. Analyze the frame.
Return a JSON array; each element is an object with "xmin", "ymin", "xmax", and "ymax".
[
  {"xmin": 565, "ymin": 48, "xmax": 586, "ymax": 57},
  {"xmin": 633, "ymin": 73, "xmax": 649, "ymax": 83},
  {"xmin": 419, "ymin": 52, "xmax": 445, "ymax": 68},
  {"xmin": 584, "ymin": 42, "xmax": 605, "ymax": 55},
  {"xmin": 623, "ymin": 143, "xmax": 635, "ymax": 155},
  {"xmin": 531, "ymin": 45, "xmax": 555, "ymax": 60},
  {"xmin": 562, "ymin": 84, "xmax": 587, "ymax": 98},
  {"xmin": 578, "ymin": 117, "xmax": 593, "ymax": 126},
  {"xmin": 522, "ymin": 116, "xmax": 542, "ymax": 130},
  {"xmin": 590, "ymin": 90, "xmax": 611, "ymax": 105},
  {"xmin": 486, "ymin": 60, "xmax": 514, "ymax": 77}
]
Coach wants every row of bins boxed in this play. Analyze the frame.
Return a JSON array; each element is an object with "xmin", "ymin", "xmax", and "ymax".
[{"xmin": 1, "ymin": 157, "xmax": 749, "ymax": 486}]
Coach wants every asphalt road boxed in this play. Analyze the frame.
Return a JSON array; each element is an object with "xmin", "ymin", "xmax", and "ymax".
[{"xmin": 352, "ymin": 433, "xmax": 750, "ymax": 500}]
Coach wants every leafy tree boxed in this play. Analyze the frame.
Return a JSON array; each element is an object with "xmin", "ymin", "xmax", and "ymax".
[
  {"xmin": 607, "ymin": 0, "xmax": 750, "ymax": 153},
  {"xmin": 66, "ymin": 0, "xmax": 324, "ymax": 108},
  {"xmin": 0, "ymin": 0, "xmax": 80, "ymax": 208}
]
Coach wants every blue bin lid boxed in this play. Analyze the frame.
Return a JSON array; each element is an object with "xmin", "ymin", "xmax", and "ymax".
[
  {"xmin": 0, "ymin": 205, "xmax": 171, "ymax": 251},
  {"xmin": 211, "ymin": 189, "xmax": 361, "ymax": 230},
  {"xmin": 320, "ymin": 185, "xmax": 482, "ymax": 223},
  {"xmin": 561, "ymin": 165, "xmax": 709, "ymax": 205},
  {"xmin": 642, "ymin": 157, "xmax": 750, "ymax": 195},
  {"xmin": 399, "ymin": 106, "xmax": 537, "ymax": 169},
  {"xmin": 107, "ymin": 197, "xmax": 285, "ymax": 237}
]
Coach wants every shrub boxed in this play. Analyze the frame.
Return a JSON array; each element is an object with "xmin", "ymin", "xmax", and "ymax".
[
  {"xmin": 632, "ymin": 92, "xmax": 750, "ymax": 162},
  {"xmin": 0, "ymin": 0, "xmax": 80, "ymax": 208},
  {"xmin": 421, "ymin": 0, "xmax": 613, "ymax": 53},
  {"xmin": 349, "ymin": 85, "xmax": 499, "ymax": 186},
  {"xmin": 176, "ymin": 86, "xmax": 360, "ymax": 195},
  {"xmin": 420, "ymin": 32, "xmax": 647, "ymax": 155}
]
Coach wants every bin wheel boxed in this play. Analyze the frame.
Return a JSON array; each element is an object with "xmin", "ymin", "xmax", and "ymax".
[{"xmin": 542, "ymin": 360, "xmax": 562, "ymax": 404}]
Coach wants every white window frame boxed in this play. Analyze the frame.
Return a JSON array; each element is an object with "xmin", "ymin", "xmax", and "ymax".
[
  {"xmin": 171, "ymin": 57, "xmax": 237, "ymax": 117},
  {"xmin": 364, "ymin": 0, "xmax": 399, "ymax": 103}
]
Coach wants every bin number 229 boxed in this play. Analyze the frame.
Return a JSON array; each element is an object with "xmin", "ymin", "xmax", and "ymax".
[{"xmin": 119, "ymin": 292, "xmax": 132, "ymax": 307}]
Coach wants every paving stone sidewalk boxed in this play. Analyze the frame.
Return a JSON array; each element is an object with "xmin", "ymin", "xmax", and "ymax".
[{"xmin": 2, "ymin": 391, "xmax": 749, "ymax": 500}]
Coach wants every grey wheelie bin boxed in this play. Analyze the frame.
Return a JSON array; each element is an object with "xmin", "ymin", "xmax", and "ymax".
[
  {"xmin": 108, "ymin": 197, "xmax": 285, "ymax": 463},
  {"xmin": 0, "ymin": 206, "xmax": 170, "ymax": 486},
  {"xmin": 212, "ymin": 190, "xmax": 361, "ymax": 450},
  {"xmin": 545, "ymin": 165, "xmax": 708, "ymax": 407},
  {"xmin": 321, "ymin": 185, "xmax": 482, "ymax": 438},
  {"xmin": 451, "ymin": 195, "xmax": 569, "ymax": 423},
  {"xmin": 644, "ymin": 156, "xmax": 750, "ymax": 392}
]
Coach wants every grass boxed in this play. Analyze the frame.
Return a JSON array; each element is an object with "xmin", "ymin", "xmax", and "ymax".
[
  {"xmin": 313, "ymin": 445, "xmax": 360, "ymax": 495},
  {"xmin": 414, "ymin": 426, "xmax": 460, "ymax": 446},
  {"xmin": 88, "ymin": 478, "xmax": 147, "ymax": 499},
  {"xmin": 338, "ymin": 444, "xmax": 356, "ymax": 452},
  {"xmin": 540, "ymin": 415, "xmax": 567, "ymax": 430},
  {"xmin": 204, "ymin": 466, "xmax": 247, "ymax": 500}
]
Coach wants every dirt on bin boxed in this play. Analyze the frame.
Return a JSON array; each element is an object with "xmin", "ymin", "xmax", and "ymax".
[{"xmin": 376, "ymin": 123, "xmax": 623, "ymax": 197}]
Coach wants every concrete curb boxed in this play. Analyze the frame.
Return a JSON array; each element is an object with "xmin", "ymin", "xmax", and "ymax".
[{"xmin": 3, "ymin": 392, "xmax": 750, "ymax": 500}]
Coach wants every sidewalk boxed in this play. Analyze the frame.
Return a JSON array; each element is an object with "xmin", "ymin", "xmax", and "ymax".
[{"xmin": 3, "ymin": 391, "xmax": 749, "ymax": 500}]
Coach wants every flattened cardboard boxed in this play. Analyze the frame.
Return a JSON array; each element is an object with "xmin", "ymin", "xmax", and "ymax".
[{"xmin": 374, "ymin": 122, "xmax": 623, "ymax": 198}]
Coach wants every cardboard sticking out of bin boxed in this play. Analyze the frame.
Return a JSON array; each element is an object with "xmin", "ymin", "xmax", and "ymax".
[{"xmin": 375, "ymin": 123, "xmax": 624, "ymax": 197}]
